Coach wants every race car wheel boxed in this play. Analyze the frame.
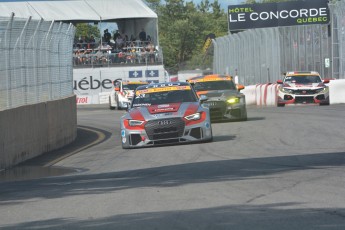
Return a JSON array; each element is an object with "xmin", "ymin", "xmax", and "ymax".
[
  {"xmin": 109, "ymin": 98, "xmax": 115, "ymax": 110},
  {"xmin": 241, "ymin": 108, "xmax": 248, "ymax": 121},
  {"xmin": 203, "ymin": 127, "xmax": 213, "ymax": 143},
  {"xmin": 277, "ymin": 103, "xmax": 285, "ymax": 107},
  {"xmin": 116, "ymin": 98, "xmax": 121, "ymax": 110},
  {"xmin": 320, "ymin": 102, "xmax": 330, "ymax": 106}
]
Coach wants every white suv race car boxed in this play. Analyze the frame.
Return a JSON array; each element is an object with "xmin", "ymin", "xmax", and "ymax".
[
  {"xmin": 109, "ymin": 79, "xmax": 148, "ymax": 110},
  {"xmin": 277, "ymin": 71, "xmax": 330, "ymax": 106}
]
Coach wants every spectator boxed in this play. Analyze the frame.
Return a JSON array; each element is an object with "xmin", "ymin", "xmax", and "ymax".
[
  {"xmin": 88, "ymin": 35, "xmax": 96, "ymax": 49},
  {"xmin": 146, "ymin": 41, "xmax": 155, "ymax": 64},
  {"xmin": 115, "ymin": 35, "xmax": 124, "ymax": 49},
  {"xmin": 104, "ymin": 29, "xmax": 111, "ymax": 44},
  {"xmin": 114, "ymin": 30, "xmax": 121, "ymax": 40},
  {"xmin": 79, "ymin": 36, "xmax": 87, "ymax": 49},
  {"xmin": 139, "ymin": 28, "xmax": 146, "ymax": 42}
]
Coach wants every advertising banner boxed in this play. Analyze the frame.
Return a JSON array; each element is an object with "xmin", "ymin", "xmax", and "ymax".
[
  {"xmin": 228, "ymin": 0, "xmax": 330, "ymax": 32},
  {"xmin": 73, "ymin": 66, "xmax": 166, "ymax": 104}
]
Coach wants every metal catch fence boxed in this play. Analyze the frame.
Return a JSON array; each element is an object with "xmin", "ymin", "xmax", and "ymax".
[
  {"xmin": 0, "ymin": 14, "xmax": 75, "ymax": 110},
  {"xmin": 330, "ymin": 0, "xmax": 345, "ymax": 79}
]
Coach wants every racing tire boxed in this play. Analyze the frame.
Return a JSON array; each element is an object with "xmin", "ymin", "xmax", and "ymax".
[
  {"xmin": 204, "ymin": 128, "xmax": 213, "ymax": 143},
  {"xmin": 116, "ymin": 97, "xmax": 121, "ymax": 110},
  {"xmin": 277, "ymin": 103, "xmax": 285, "ymax": 107},
  {"xmin": 241, "ymin": 108, "xmax": 248, "ymax": 121},
  {"xmin": 319, "ymin": 102, "xmax": 330, "ymax": 106},
  {"xmin": 109, "ymin": 98, "xmax": 115, "ymax": 110},
  {"xmin": 115, "ymin": 98, "xmax": 120, "ymax": 110}
]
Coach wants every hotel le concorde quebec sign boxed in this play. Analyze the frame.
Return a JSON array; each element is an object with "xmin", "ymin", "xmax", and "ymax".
[{"xmin": 228, "ymin": 0, "xmax": 330, "ymax": 32}]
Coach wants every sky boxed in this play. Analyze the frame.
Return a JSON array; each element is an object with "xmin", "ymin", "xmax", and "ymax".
[{"xmin": 190, "ymin": 0, "xmax": 244, "ymax": 8}]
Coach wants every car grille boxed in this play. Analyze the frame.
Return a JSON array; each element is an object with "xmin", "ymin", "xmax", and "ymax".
[
  {"xmin": 295, "ymin": 96, "xmax": 314, "ymax": 103},
  {"xmin": 292, "ymin": 89, "xmax": 317, "ymax": 95},
  {"xmin": 205, "ymin": 100, "xmax": 226, "ymax": 107},
  {"xmin": 205, "ymin": 101, "xmax": 226, "ymax": 120},
  {"xmin": 145, "ymin": 118, "xmax": 185, "ymax": 140}
]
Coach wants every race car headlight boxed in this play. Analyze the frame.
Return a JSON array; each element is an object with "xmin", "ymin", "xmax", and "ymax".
[
  {"xmin": 128, "ymin": 120, "xmax": 145, "ymax": 126},
  {"xmin": 184, "ymin": 112, "xmax": 201, "ymax": 121},
  {"xmin": 227, "ymin": 98, "xmax": 239, "ymax": 104},
  {"xmin": 315, "ymin": 87, "xmax": 328, "ymax": 93},
  {"xmin": 280, "ymin": 87, "xmax": 293, "ymax": 94}
]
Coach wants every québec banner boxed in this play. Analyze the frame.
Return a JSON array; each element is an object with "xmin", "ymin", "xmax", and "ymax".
[{"xmin": 228, "ymin": 0, "xmax": 330, "ymax": 32}]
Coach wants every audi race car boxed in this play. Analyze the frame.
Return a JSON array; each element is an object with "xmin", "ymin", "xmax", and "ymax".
[
  {"xmin": 109, "ymin": 79, "xmax": 148, "ymax": 110},
  {"xmin": 120, "ymin": 82, "xmax": 213, "ymax": 149},
  {"xmin": 277, "ymin": 71, "xmax": 330, "ymax": 106},
  {"xmin": 188, "ymin": 74, "xmax": 247, "ymax": 121}
]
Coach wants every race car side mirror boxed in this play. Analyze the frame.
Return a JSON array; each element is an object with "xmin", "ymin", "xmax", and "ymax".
[
  {"xmin": 237, "ymin": 84, "xmax": 245, "ymax": 91},
  {"xmin": 277, "ymin": 80, "xmax": 283, "ymax": 84},
  {"xmin": 199, "ymin": 95, "xmax": 208, "ymax": 103}
]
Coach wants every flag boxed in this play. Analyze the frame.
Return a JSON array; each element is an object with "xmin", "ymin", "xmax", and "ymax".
[
  {"xmin": 145, "ymin": 70, "xmax": 159, "ymax": 78},
  {"xmin": 129, "ymin": 70, "xmax": 143, "ymax": 78}
]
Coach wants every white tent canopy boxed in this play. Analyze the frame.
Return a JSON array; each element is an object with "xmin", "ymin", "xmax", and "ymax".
[
  {"xmin": 0, "ymin": 0, "xmax": 157, "ymax": 21},
  {"xmin": 0, "ymin": 0, "xmax": 158, "ymax": 44}
]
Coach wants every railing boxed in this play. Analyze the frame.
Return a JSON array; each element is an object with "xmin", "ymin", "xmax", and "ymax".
[
  {"xmin": 72, "ymin": 41, "xmax": 162, "ymax": 67},
  {"xmin": 73, "ymin": 51, "xmax": 161, "ymax": 67}
]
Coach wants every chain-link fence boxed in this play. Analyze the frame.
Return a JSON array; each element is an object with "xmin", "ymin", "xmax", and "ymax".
[
  {"xmin": 0, "ymin": 14, "xmax": 75, "ymax": 110},
  {"xmin": 330, "ymin": 0, "xmax": 345, "ymax": 79},
  {"xmin": 212, "ymin": 2, "xmax": 345, "ymax": 85},
  {"xmin": 212, "ymin": 24, "xmax": 332, "ymax": 86}
]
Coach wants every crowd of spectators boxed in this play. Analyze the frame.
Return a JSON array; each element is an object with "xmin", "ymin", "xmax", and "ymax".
[{"xmin": 73, "ymin": 28, "xmax": 158, "ymax": 66}]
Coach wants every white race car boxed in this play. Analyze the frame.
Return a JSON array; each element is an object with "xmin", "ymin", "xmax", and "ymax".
[
  {"xmin": 109, "ymin": 79, "xmax": 148, "ymax": 110},
  {"xmin": 277, "ymin": 71, "xmax": 330, "ymax": 106}
]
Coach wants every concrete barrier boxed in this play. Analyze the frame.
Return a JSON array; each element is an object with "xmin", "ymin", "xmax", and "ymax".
[
  {"xmin": 329, "ymin": 79, "xmax": 345, "ymax": 104},
  {"xmin": 242, "ymin": 85, "xmax": 257, "ymax": 106},
  {"xmin": 0, "ymin": 96, "xmax": 77, "ymax": 170}
]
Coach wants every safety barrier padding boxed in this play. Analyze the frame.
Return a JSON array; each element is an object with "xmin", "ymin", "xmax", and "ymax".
[
  {"xmin": 0, "ymin": 96, "xmax": 77, "ymax": 170},
  {"xmin": 242, "ymin": 80, "xmax": 345, "ymax": 106},
  {"xmin": 242, "ymin": 85, "xmax": 257, "ymax": 105},
  {"xmin": 329, "ymin": 79, "xmax": 345, "ymax": 104}
]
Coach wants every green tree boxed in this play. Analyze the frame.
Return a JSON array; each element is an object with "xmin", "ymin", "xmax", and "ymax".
[
  {"xmin": 153, "ymin": 0, "xmax": 227, "ymax": 73},
  {"xmin": 75, "ymin": 23, "xmax": 100, "ymax": 40}
]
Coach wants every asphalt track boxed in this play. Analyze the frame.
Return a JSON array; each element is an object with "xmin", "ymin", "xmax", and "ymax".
[{"xmin": 1, "ymin": 104, "xmax": 345, "ymax": 230}]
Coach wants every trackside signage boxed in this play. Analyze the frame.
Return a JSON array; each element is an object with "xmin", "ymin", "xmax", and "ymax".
[
  {"xmin": 228, "ymin": 0, "xmax": 330, "ymax": 32},
  {"xmin": 73, "ymin": 66, "xmax": 166, "ymax": 104}
]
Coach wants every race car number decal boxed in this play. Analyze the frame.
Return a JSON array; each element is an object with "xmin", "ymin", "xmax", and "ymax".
[{"xmin": 136, "ymin": 86, "xmax": 191, "ymax": 95}]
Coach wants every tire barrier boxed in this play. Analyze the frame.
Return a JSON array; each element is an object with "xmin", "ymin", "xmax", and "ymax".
[{"xmin": 242, "ymin": 80, "xmax": 345, "ymax": 106}]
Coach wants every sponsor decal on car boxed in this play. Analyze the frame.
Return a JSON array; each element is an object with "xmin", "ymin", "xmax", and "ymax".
[
  {"xmin": 121, "ymin": 130, "xmax": 126, "ymax": 137},
  {"xmin": 136, "ymin": 86, "xmax": 191, "ymax": 95}
]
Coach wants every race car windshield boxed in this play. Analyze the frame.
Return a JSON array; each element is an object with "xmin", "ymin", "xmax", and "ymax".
[
  {"xmin": 132, "ymin": 89, "xmax": 198, "ymax": 107},
  {"xmin": 193, "ymin": 80, "xmax": 237, "ymax": 91},
  {"xmin": 123, "ymin": 84, "xmax": 145, "ymax": 90},
  {"xmin": 284, "ymin": 75, "xmax": 322, "ymax": 84}
]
